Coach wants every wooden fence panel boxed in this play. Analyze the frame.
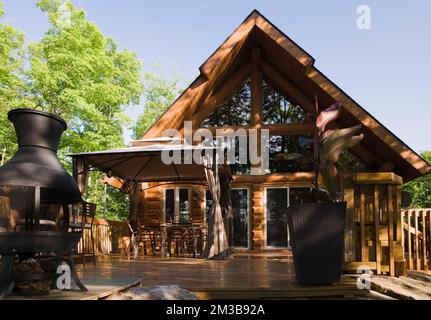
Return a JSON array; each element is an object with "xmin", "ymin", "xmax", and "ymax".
[
  {"xmin": 76, "ymin": 219, "xmax": 130, "ymax": 255},
  {"xmin": 402, "ymin": 208, "xmax": 431, "ymax": 272},
  {"xmin": 343, "ymin": 173, "xmax": 404, "ymax": 276}
]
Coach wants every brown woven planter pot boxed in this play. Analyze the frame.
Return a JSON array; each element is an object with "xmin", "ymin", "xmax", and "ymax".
[{"xmin": 286, "ymin": 202, "xmax": 346, "ymax": 284}]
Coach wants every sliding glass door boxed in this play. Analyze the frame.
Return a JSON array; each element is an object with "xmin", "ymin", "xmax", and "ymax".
[
  {"xmin": 231, "ymin": 189, "xmax": 250, "ymax": 248},
  {"xmin": 266, "ymin": 188, "xmax": 289, "ymax": 248},
  {"xmin": 164, "ymin": 188, "xmax": 191, "ymax": 224},
  {"xmin": 265, "ymin": 187, "xmax": 309, "ymax": 248}
]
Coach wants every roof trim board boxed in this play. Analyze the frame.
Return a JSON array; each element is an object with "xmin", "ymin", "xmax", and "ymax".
[{"xmin": 140, "ymin": 9, "xmax": 431, "ymax": 181}]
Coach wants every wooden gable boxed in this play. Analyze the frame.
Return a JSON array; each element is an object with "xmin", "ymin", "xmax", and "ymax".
[{"xmin": 138, "ymin": 10, "xmax": 431, "ymax": 182}]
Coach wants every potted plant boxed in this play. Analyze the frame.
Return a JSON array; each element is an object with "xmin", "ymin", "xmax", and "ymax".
[{"xmin": 285, "ymin": 101, "xmax": 364, "ymax": 284}]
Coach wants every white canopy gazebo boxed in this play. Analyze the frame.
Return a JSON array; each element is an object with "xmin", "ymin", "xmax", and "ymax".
[{"xmin": 70, "ymin": 144, "xmax": 232, "ymax": 259}]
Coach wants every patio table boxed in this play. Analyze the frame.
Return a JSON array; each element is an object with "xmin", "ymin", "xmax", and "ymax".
[{"xmin": 159, "ymin": 223, "xmax": 206, "ymax": 258}]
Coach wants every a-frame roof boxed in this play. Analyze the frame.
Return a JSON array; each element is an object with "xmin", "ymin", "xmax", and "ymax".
[{"xmin": 139, "ymin": 10, "xmax": 431, "ymax": 182}]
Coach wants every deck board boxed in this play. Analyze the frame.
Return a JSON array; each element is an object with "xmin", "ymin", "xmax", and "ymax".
[{"xmin": 6, "ymin": 251, "xmax": 365, "ymax": 300}]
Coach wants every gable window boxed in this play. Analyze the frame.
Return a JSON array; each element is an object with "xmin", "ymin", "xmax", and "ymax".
[
  {"xmin": 164, "ymin": 188, "xmax": 191, "ymax": 224},
  {"xmin": 201, "ymin": 80, "xmax": 251, "ymax": 127},
  {"xmin": 268, "ymin": 134, "xmax": 314, "ymax": 173},
  {"xmin": 262, "ymin": 79, "xmax": 306, "ymax": 125}
]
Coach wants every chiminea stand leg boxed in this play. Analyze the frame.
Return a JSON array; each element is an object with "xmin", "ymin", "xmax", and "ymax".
[
  {"xmin": 66, "ymin": 253, "xmax": 88, "ymax": 292},
  {"xmin": 0, "ymin": 254, "xmax": 15, "ymax": 298}
]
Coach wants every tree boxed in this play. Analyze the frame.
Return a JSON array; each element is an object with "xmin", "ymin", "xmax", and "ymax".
[
  {"xmin": 201, "ymin": 80, "xmax": 251, "ymax": 127},
  {"xmin": 26, "ymin": 0, "xmax": 144, "ymax": 220},
  {"xmin": 0, "ymin": 1, "xmax": 28, "ymax": 160},
  {"xmin": 403, "ymin": 151, "xmax": 431, "ymax": 208},
  {"xmin": 133, "ymin": 70, "xmax": 181, "ymax": 139},
  {"xmin": 29, "ymin": 0, "xmax": 144, "ymax": 165},
  {"xmin": 84, "ymin": 171, "xmax": 129, "ymax": 221}
]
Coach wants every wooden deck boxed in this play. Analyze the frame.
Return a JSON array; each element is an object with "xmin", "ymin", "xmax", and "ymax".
[{"xmin": 7, "ymin": 251, "xmax": 367, "ymax": 300}]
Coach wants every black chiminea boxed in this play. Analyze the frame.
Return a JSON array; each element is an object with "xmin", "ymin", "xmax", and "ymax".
[
  {"xmin": 0, "ymin": 109, "xmax": 81, "ymax": 202},
  {"xmin": 0, "ymin": 108, "xmax": 86, "ymax": 297}
]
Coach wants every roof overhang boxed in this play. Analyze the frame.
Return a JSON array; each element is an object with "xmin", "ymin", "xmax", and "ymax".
[{"xmin": 140, "ymin": 10, "xmax": 431, "ymax": 182}]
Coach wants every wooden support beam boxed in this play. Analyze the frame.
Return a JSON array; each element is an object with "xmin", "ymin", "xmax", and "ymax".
[
  {"xmin": 374, "ymin": 185, "xmax": 381, "ymax": 275},
  {"xmin": 429, "ymin": 210, "xmax": 431, "ymax": 270},
  {"xmin": 407, "ymin": 210, "xmax": 413, "ymax": 270},
  {"xmin": 343, "ymin": 179, "xmax": 355, "ymax": 265},
  {"xmin": 414, "ymin": 210, "xmax": 420, "ymax": 270},
  {"xmin": 199, "ymin": 14, "xmax": 255, "ymax": 78},
  {"xmin": 182, "ymin": 30, "xmax": 252, "ymax": 137},
  {"xmin": 250, "ymin": 47, "xmax": 263, "ymax": 127},
  {"xmin": 250, "ymin": 47, "xmax": 263, "ymax": 175},
  {"xmin": 360, "ymin": 185, "xmax": 367, "ymax": 262},
  {"xmin": 261, "ymin": 59, "xmax": 382, "ymax": 167},
  {"xmin": 306, "ymin": 66, "xmax": 431, "ymax": 178},
  {"xmin": 353, "ymin": 173, "xmax": 403, "ymax": 185},
  {"xmin": 388, "ymin": 185, "xmax": 395, "ymax": 276},
  {"xmin": 394, "ymin": 185, "xmax": 406, "ymax": 276},
  {"xmin": 200, "ymin": 123, "xmax": 316, "ymax": 137},
  {"xmin": 261, "ymin": 59, "xmax": 315, "ymax": 114},
  {"xmin": 232, "ymin": 172, "xmax": 314, "ymax": 184},
  {"xmin": 191, "ymin": 62, "xmax": 250, "ymax": 128},
  {"xmin": 422, "ymin": 210, "xmax": 427, "ymax": 271}
]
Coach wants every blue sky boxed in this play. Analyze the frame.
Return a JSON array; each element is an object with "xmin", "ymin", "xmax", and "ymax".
[{"xmin": 2, "ymin": 0, "xmax": 431, "ymax": 153}]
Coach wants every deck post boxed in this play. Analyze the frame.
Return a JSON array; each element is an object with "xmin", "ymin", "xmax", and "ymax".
[{"xmin": 343, "ymin": 172, "xmax": 405, "ymax": 276}]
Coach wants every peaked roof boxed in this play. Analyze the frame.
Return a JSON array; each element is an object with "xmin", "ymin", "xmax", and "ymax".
[{"xmin": 140, "ymin": 10, "xmax": 431, "ymax": 182}]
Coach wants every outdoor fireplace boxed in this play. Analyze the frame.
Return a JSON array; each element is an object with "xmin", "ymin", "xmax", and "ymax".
[{"xmin": 0, "ymin": 108, "xmax": 86, "ymax": 297}]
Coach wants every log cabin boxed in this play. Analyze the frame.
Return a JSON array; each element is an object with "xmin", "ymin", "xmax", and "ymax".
[{"xmin": 103, "ymin": 10, "xmax": 430, "ymax": 275}]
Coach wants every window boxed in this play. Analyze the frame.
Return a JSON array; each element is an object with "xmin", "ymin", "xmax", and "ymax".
[
  {"xmin": 205, "ymin": 190, "xmax": 213, "ymax": 221},
  {"xmin": 201, "ymin": 80, "xmax": 251, "ymax": 127},
  {"xmin": 165, "ymin": 189, "xmax": 175, "ymax": 223},
  {"xmin": 164, "ymin": 188, "xmax": 191, "ymax": 224},
  {"xmin": 268, "ymin": 134, "xmax": 314, "ymax": 173},
  {"xmin": 227, "ymin": 136, "xmax": 251, "ymax": 175},
  {"xmin": 178, "ymin": 189, "xmax": 190, "ymax": 224},
  {"xmin": 262, "ymin": 79, "xmax": 306, "ymax": 125},
  {"xmin": 265, "ymin": 187, "xmax": 310, "ymax": 248}
]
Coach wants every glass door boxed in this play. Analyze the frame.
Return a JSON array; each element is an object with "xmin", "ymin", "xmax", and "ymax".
[
  {"xmin": 164, "ymin": 188, "xmax": 190, "ymax": 224},
  {"xmin": 265, "ymin": 187, "xmax": 310, "ymax": 248},
  {"xmin": 231, "ymin": 189, "xmax": 250, "ymax": 248},
  {"xmin": 265, "ymin": 188, "xmax": 289, "ymax": 248}
]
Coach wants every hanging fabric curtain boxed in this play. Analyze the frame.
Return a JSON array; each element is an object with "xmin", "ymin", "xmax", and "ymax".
[
  {"xmin": 72, "ymin": 157, "xmax": 88, "ymax": 195},
  {"xmin": 203, "ymin": 154, "xmax": 229, "ymax": 259},
  {"xmin": 219, "ymin": 167, "xmax": 233, "ymax": 248},
  {"xmin": 127, "ymin": 181, "xmax": 141, "ymax": 258},
  {"xmin": 128, "ymin": 181, "xmax": 141, "ymax": 222}
]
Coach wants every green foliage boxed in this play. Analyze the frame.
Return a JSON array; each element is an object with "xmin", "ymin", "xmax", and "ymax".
[
  {"xmin": 133, "ymin": 71, "xmax": 181, "ymax": 139},
  {"xmin": 0, "ymin": 0, "xmax": 145, "ymax": 220},
  {"xmin": 337, "ymin": 150, "xmax": 368, "ymax": 173},
  {"xmin": 0, "ymin": 2, "xmax": 29, "ymax": 159},
  {"xmin": 262, "ymin": 80, "xmax": 305, "ymax": 124},
  {"xmin": 402, "ymin": 151, "xmax": 431, "ymax": 208},
  {"xmin": 26, "ymin": 0, "xmax": 144, "ymax": 220},
  {"xmin": 201, "ymin": 80, "xmax": 251, "ymax": 127},
  {"xmin": 84, "ymin": 171, "xmax": 129, "ymax": 221},
  {"xmin": 29, "ymin": 0, "xmax": 143, "ymax": 167}
]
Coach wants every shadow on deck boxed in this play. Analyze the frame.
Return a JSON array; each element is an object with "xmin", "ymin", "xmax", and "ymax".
[{"xmin": 6, "ymin": 250, "xmax": 366, "ymax": 300}]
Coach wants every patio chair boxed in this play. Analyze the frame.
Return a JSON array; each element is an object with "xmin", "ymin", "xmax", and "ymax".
[
  {"xmin": 13, "ymin": 203, "xmax": 62, "ymax": 232},
  {"xmin": 70, "ymin": 201, "xmax": 97, "ymax": 267}
]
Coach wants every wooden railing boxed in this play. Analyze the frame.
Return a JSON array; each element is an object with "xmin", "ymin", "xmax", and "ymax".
[
  {"xmin": 401, "ymin": 209, "xmax": 431, "ymax": 271},
  {"xmin": 76, "ymin": 218, "xmax": 130, "ymax": 255},
  {"xmin": 343, "ymin": 173, "xmax": 405, "ymax": 276}
]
